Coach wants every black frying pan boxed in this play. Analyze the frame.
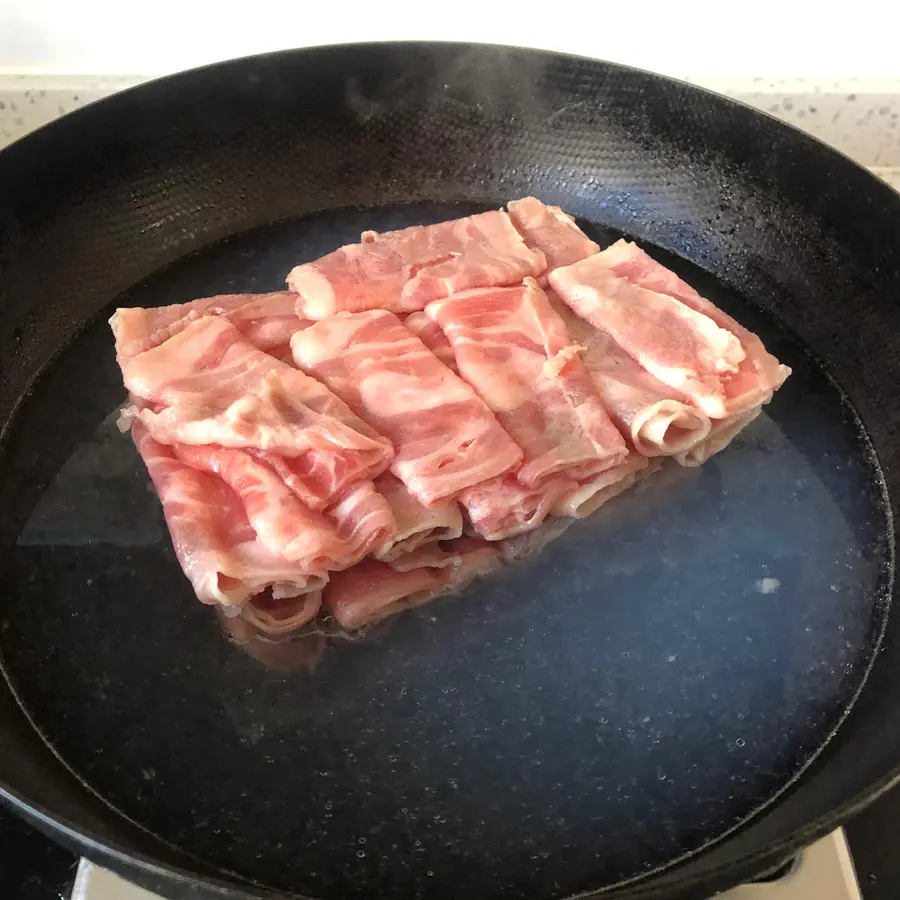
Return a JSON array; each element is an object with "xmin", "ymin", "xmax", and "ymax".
[{"xmin": 1, "ymin": 42, "xmax": 899, "ymax": 900}]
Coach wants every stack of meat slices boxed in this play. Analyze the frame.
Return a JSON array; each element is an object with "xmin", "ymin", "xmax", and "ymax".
[{"xmin": 111, "ymin": 198, "xmax": 790, "ymax": 640}]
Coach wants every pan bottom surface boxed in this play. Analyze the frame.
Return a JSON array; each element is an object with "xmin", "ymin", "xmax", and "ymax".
[{"xmin": 0, "ymin": 203, "xmax": 891, "ymax": 900}]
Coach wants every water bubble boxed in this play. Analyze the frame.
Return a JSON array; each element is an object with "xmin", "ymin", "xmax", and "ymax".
[{"xmin": 356, "ymin": 850, "xmax": 366, "ymax": 859}]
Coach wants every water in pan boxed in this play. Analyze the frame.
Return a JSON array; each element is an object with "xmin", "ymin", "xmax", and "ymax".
[{"xmin": 0, "ymin": 203, "xmax": 891, "ymax": 900}]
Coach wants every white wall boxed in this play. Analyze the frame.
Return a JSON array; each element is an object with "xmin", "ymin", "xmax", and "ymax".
[{"xmin": 0, "ymin": 0, "xmax": 898, "ymax": 77}]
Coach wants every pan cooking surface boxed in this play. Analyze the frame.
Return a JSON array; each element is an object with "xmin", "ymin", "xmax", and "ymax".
[{"xmin": 0, "ymin": 203, "xmax": 891, "ymax": 900}]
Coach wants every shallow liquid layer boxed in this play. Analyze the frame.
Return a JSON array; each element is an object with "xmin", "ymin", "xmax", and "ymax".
[{"xmin": 0, "ymin": 203, "xmax": 891, "ymax": 900}]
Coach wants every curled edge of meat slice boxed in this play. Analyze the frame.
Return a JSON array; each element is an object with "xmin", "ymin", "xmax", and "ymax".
[
  {"xmin": 675, "ymin": 405, "xmax": 765, "ymax": 468},
  {"xmin": 323, "ymin": 537, "xmax": 504, "ymax": 632},
  {"xmin": 131, "ymin": 422, "xmax": 326, "ymax": 610},
  {"xmin": 238, "ymin": 590, "xmax": 324, "ymax": 638},
  {"xmin": 547, "ymin": 292, "xmax": 713, "ymax": 458},
  {"xmin": 372, "ymin": 473, "xmax": 463, "ymax": 562},
  {"xmin": 551, "ymin": 456, "xmax": 660, "ymax": 519}
]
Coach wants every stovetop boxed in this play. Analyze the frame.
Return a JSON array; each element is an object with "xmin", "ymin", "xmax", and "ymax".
[{"xmin": 2, "ymin": 795, "xmax": 895, "ymax": 900}]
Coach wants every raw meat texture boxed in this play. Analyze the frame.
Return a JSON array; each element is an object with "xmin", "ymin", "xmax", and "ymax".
[
  {"xmin": 388, "ymin": 536, "xmax": 502, "ymax": 585},
  {"xmin": 132, "ymin": 423, "xmax": 324, "ymax": 609},
  {"xmin": 114, "ymin": 199, "xmax": 789, "ymax": 637},
  {"xmin": 291, "ymin": 309, "xmax": 523, "ymax": 507},
  {"xmin": 387, "ymin": 542, "xmax": 463, "ymax": 572},
  {"xmin": 426, "ymin": 278, "xmax": 628, "ymax": 486},
  {"xmin": 323, "ymin": 559, "xmax": 453, "ymax": 630},
  {"xmin": 460, "ymin": 473, "xmax": 575, "ymax": 541},
  {"xmin": 550, "ymin": 255, "xmax": 749, "ymax": 419},
  {"xmin": 548, "ymin": 293, "xmax": 712, "ymax": 456},
  {"xmin": 675, "ymin": 406, "xmax": 763, "ymax": 468},
  {"xmin": 121, "ymin": 317, "xmax": 393, "ymax": 508},
  {"xmin": 552, "ymin": 454, "xmax": 654, "ymax": 519},
  {"xmin": 507, "ymin": 197, "xmax": 600, "ymax": 273},
  {"xmin": 373, "ymin": 473, "xmax": 463, "ymax": 562},
  {"xmin": 594, "ymin": 240, "xmax": 790, "ymax": 416},
  {"xmin": 287, "ymin": 210, "xmax": 546, "ymax": 319},
  {"xmin": 174, "ymin": 444, "xmax": 395, "ymax": 569},
  {"xmin": 220, "ymin": 291, "xmax": 312, "ymax": 358},
  {"xmin": 403, "ymin": 312, "xmax": 458, "ymax": 372},
  {"xmin": 328, "ymin": 480, "xmax": 398, "ymax": 564},
  {"xmin": 111, "ymin": 291, "xmax": 307, "ymax": 362},
  {"xmin": 323, "ymin": 536, "xmax": 503, "ymax": 630}
]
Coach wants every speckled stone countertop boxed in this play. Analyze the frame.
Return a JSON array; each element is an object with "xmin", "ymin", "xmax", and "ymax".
[{"xmin": 0, "ymin": 75, "xmax": 898, "ymax": 190}]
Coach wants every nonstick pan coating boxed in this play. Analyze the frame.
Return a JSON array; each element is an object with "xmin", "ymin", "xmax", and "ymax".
[{"xmin": 1, "ymin": 43, "xmax": 900, "ymax": 900}]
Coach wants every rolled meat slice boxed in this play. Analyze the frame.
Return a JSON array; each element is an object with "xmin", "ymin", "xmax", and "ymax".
[
  {"xmin": 507, "ymin": 197, "xmax": 600, "ymax": 274},
  {"xmin": 549, "ymin": 255, "xmax": 749, "ymax": 419},
  {"xmin": 425, "ymin": 279, "xmax": 629, "ymax": 539},
  {"xmin": 173, "ymin": 444, "xmax": 394, "ymax": 569},
  {"xmin": 121, "ymin": 316, "xmax": 393, "ymax": 509},
  {"xmin": 426, "ymin": 279, "xmax": 628, "ymax": 486},
  {"xmin": 591, "ymin": 240, "xmax": 790, "ymax": 417},
  {"xmin": 459, "ymin": 473, "xmax": 576, "ymax": 541},
  {"xmin": 323, "ymin": 559, "xmax": 453, "ymax": 631},
  {"xmin": 111, "ymin": 291, "xmax": 307, "ymax": 362},
  {"xmin": 373, "ymin": 473, "xmax": 463, "ymax": 562},
  {"xmin": 675, "ymin": 406, "xmax": 764, "ymax": 468},
  {"xmin": 403, "ymin": 311, "xmax": 459, "ymax": 372},
  {"xmin": 287, "ymin": 210, "xmax": 545, "ymax": 319},
  {"xmin": 132, "ymin": 423, "xmax": 325, "ymax": 610},
  {"xmin": 387, "ymin": 542, "xmax": 463, "ymax": 573},
  {"xmin": 548, "ymin": 293, "xmax": 712, "ymax": 457},
  {"xmin": 551, "ymin": 455, "xmax": 656, "ymax": 519},
  {"xmin": 239, "ymin": 590, "xmax": 324, "ymax": 637},
  {"xmin": 324, "ymin": 536, "xmax": 504, "ymax": 631},
  {"xmin": 291, "ymin": 309, "xmax": 523, "ymax": 507},
  {"xmin": 404, "ymin": 314, "xmax": 571, "ymax": 539}
]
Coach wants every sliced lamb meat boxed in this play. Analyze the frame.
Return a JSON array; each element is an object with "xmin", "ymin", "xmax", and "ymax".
[
  {"xmin": 220, "ymin": 291, "xmax": 312, "ymax": 358},
  {"xmin": 174, "ymin": 444, "xmax": 396, "ymax": 569},
  {"xmin": 121, "ymin": 316, "xmax": 393, "ymax": 508},
  {"xmin": 459, "ymin": 473, "xmax": 576, "ymax": 541},
  {"xmin": 287, "ymin": 210, "xmax": 546, "ymax": 319},
  {"xmin": 323, "ymin": 558, "xmax": 453, "ymax": 631},
  {"xmin": 675, "ymin": 406, "xmax": 764, "ymax": 468},
  {"xmin": 373, "ymin": 473, "xmax": 463, "ymax": 562},
  {"xmin": 507, "ymin": 197, "xmax": 600, "ymax": 274},
  {"xmin": 551, "ymin": 455, "xmax": 653, "ymax": 519},
  {"xmin": 238, "ymin": 590, "xmax": 324, "ymax": 637},
  {"xmin": 132, "ymin": 423, "xmax": 325, "ymax": 609},
  {"xmin": 323, "ymin": 536, "xmax": 503, "ymax": 631},
  {"xmin": 403, "ymin": 311, "xmax": 459, "ymax": 372},
  {"xmin": 291, "ymin": 309, "xmax": 522, "ymax": 507},
  {"xmin": 386, "ymin": 542, "xmax": 463, "ymax": 573},
  {"xmin": 426, "ymin": 278, "xmax": 627, "ymax": 486},
  {"xmin": 548, "ymin": 293, "xmax": 712, "ymax": 456},
  {"xmin": 550, "ymin": 254, "xmax": 750, "ymax": 419},
  {"xmin": 559, "ymin": 240, "xmax": 790, "ymax": 418},
  {"xmin": 111, "ymin": 291, "xmax": 307, "ymax": 362}
]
